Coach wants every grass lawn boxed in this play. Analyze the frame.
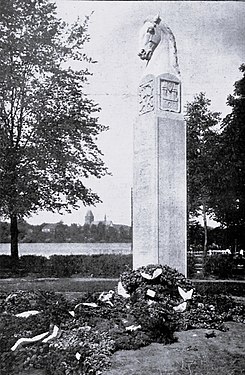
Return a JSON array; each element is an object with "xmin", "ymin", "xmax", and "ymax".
[
  {"xmin": 0, "ymin": 277, "xmax": 118, "ymax": 295},
  {"xmin": 0, "ymin": 276, "xmax": 244, "ymax": 297}
]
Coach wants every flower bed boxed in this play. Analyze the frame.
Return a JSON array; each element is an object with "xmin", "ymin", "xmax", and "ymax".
[{"xmin": 0, "ymin": 264, "xmax": 244, "ymax": 375}]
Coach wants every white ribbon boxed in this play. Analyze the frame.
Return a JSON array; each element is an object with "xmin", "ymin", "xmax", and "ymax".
[
  {"xmin": 42, "ymin": 325, "xmax": 59, "ymax": 343},
  {"xmin": 178, "ymin": 287, "xmax": 194, "ymax": 301},
  {"xmin": 117, "ymin": 281, "xmax": 130, "ymax": 298},
  {"xmin": 173, "ymin": 301, "xmax": 187, "ymax": 313},
  {"xmin": 11, "ymin": 331, "xmax": 49, "ymax": 351},
  {"xmin": 74, "ymin": 302, "xmax": 99, "ymax": 310},
  {"xmin": 125, "ymin": 324, "xmax": 142, "ymax": 332},
  {"xmin": 141, "ymin": 268, "xmax": 162, "ymax": 280},
  {"xmin": 98, "ymin": 290, "xmax": 114, "ymax": 305},
  {"xmin": 11, "ymin": 325, "xmax": 59, "ymax": 351},
  {"xmin": 15, "ymin": 310, "xmax": 40, "ymax": 318}
]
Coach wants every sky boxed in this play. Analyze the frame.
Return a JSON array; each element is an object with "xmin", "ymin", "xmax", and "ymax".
[{"xmin": 28, "ymin": 0, "xmax": 245, "ymax": 227}]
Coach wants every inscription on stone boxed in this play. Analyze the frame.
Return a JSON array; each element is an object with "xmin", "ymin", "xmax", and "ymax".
[
  {"xmin": 139, "ymin": 80, "xmax": 154, "ymax": 115},
  {"xmin": 159, "ymin": 79, "xmax": 180, "ymax": 112}
]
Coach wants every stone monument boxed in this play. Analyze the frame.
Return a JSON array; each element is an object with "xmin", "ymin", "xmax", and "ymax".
[{"xmin": 133, "ymin": 15, "xmax": 187, "ymax": 276}]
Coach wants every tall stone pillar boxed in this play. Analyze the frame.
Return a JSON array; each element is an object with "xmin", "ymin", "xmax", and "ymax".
[{"xmin": 133, "ymin": 16, "xmax": 187, "ymax": 276}]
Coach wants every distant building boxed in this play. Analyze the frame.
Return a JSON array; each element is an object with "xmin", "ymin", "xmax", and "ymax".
[
  {"xmin": 41, "ymin": 223, "xmax": 58, "ymax": 233},
  {"xmin": 84, "ymin": 211, "xmax": 113, "ymax": 227},
  {"xmin": 85, "ymin": 210, "xmax": 94, "ymax": 225},
  {"xmin": 103, "ymin": 214, "xmax": 113, "ymax": 227}
]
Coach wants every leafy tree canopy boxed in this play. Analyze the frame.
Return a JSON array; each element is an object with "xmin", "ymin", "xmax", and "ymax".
[
  {"xmin": 0, "ymin": 0, "xmax": 109, "ymax": 222},
  {"xmin": 185, "ymin": 92, "xmax": 221, "ymax": 217},
  {"xmin": 185, "ymin": 92, "xmax": 221, "ymax": 258},
  {"xmin": 214, "ymin": 64, "xmax": 245, "ymax": 233}
]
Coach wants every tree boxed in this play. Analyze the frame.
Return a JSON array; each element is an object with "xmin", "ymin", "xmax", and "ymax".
[
  {"xmin": 54, "ymin": 222, "xmax": 68, "ymax": 243},
  {"xmin": 97, "ymin": 222, "xmax": 106, "ymax": 242},
  {"xmin": 0, "ymin": 0, "xmax": 109, "ymax": 262},
  {"xmin": 105, "ymin": 226, "xmax": 118, "ymax": 242},
  {"xmin": 69, "ymin": 223, "xmax": 83, "ymax": 242},
  {"xmin": 213, "ymin": 65, "xmax": 245, "ymax": 250},
  {"xmin": 185, "ymin": 93, "xmax": 221, "ymax": 259},
  {"xmin": 82, "ymin": 223, "xmax": 91, "ymax": 242},
  {"xmin": 187, "ymin": 219, "xmax": 204, "ymax": 251}
]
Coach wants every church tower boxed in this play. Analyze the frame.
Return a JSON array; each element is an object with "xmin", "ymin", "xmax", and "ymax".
[{"xmin": 85, "ymin": 210, "xmax": 94, "ymax": 225}]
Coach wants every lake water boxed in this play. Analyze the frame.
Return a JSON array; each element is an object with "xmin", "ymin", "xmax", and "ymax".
[{"xmin": 0, "ymin": 242, "xmax": 132, "ymax": 258}]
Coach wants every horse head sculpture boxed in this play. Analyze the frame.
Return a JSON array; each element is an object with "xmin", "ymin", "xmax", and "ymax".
[{"xmin": 138, "ymin": 15, "xmax": 180, "ymax": 78}]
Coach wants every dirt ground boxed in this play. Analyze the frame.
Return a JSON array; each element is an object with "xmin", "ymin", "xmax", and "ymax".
[{"xmin": 104, "ymin": 322, "xmax": 245, "ymax": 375}]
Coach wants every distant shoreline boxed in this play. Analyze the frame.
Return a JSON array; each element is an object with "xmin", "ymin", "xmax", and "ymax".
[{"xmin": 0, "ymin": 242, "xmax": 132, "ymax": 257}]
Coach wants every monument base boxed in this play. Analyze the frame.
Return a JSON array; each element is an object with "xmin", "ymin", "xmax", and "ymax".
[{"xmin": 133, "ymin": 74, "xmax": 187, "ymax": 276}]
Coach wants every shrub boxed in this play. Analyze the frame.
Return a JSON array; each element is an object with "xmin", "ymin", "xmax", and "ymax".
[
  {"xmin": 0, "ymin": 255, "xmax": 12, "ymax": 270},
  {"xmin": 187, "ymin": 254, "xmax": 196, "ymax": 277},
  {"xmin": 204, "ymin": 255, "xmax": 236, "ymax": 279},
  {"xmin": 30, "ymin": 254, "xmax": 133, "ymax": 278},
  {"xmin": 19, "ymin": 256, "xmax": 48, "ymax": 275}
]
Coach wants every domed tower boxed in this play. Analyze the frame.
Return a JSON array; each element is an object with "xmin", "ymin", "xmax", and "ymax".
[{"xmin": 85, "ymin": 210, "xmax": 94, "ymax": 225}]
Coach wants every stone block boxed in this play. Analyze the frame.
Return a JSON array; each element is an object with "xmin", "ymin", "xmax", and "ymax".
[{"xmin": 133, "ymin": 74, "xmax": 187, "ymax": 276}]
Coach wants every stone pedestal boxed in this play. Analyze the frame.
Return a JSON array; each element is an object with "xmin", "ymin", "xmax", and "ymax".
[{"xmin": 133, "ymin": 73, "xmax": 187, "ymax": 276}]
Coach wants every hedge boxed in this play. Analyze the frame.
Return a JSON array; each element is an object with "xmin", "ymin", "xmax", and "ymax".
[
  {"xmin": 0, "ymin": 254, "xmax": 133, "ymax": 278},
  {"xmin": 0, "ymin": 253, "xmax": 244, "ymax": 280},
  {"xmin": 203, "ymin": 254, "xmax": 245, "ymax": 279}
]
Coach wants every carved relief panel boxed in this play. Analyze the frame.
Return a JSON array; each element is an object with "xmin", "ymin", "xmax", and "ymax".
[
  {"xmin": 159, "ymin": 78, "xmax": 180, "ymax": 113},
  {"xmin": 138, "ymin": 79, "xmax": 154, "ymax": 115}
]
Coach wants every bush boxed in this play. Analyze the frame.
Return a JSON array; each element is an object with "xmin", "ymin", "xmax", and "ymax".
[
  {"xmin": 192, "ymin": 280, "xmax": 245, "ymax": 297},
  {"xmin": 45, "ymin": 254, "xmax": 132, "ymax": 278},
  {"xmin": 20, "ymin": 256, "xmax": 48, "ymax": 275},
  {"xmin": 0, "ymin": 254, "xmax": 132, "ymax": 278},
  {"xmin": 16, "ymin": 254, "xmax": 132, "ymax": 278},
  {"xmin": 203, "ymin": 255, "xmax": 244, "ymax": 279},
  {"xmin": 0, "ymin": 255, "xmax": 12, "ymax": 269},
  {"xmin": 187, "ymin": 254, "xmax": 196, "ymax": 277}
]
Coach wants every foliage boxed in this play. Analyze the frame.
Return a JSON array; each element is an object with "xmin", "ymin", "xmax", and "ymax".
[
  {"xmin": 212, "ymin": 65, "xmax": 245, "ymax": 249},
  {"xmin": 192, "ymin": 279, "xmax": 245, "ymax": 296},
  {"xmin": 0, "ymin": 0, "xmax": 109, "ymax": 259},
  {"xmin": 187, "ymin": 219, "xmax": 204, "ymax": 251},
  {"xmin": 0, "ymin": 254, "xmax": 133, "ymax": 278},
  {"xmin": 0, "ymin": 222, "xmax": 10, "ymax": 243},
  {"xmin": 203, "ymin": 254, "xmax": 245, "ymax": 279},
  {"xmin": 185, "ymin": 92, "xmax": 221, "ymax": 218},
  {"xmin": 0, "ymin": 220, "xmax": 132, "ymax": 243},
  {"xmin": 19, "ymin": 255, "xmax": 49, "ymax": 274},
  {"xmin": 46, "ymin": 254, "xmax": 132, "ymax": 278},
  {"xmin": 1, "ymin": 251, "xmax": 244, "ymax": 280},
  {"xmin": 208, "ymin": 226, "xmax": 229, "ymax": 249},
  {"xmin": 0, "ymin": 265, "xmax": 244, "ymax": 374},
  {"xmin": 188, "ymin": 221, "xmax": 243, "ymax": 256},
  {"xmin": 120, "ymin": 264, "xmax": 192, "ymax": 294},
  {"xmin": 185, "ymin": 92, "xmax": 221, "ymax": 257},
  {"xmin": 187, "ymin": 253, "xmax": 196, "ymax": 277},
  {"xmin": 0, "ymin": 255, "xmax": 13, "ymax": 270}
]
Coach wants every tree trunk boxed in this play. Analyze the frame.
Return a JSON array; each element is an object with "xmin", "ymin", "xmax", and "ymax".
[
  {"xmin": 10, "ymin": 214, "xmax": 19, "ymax": 265},
  {"xmin": 203, "ymin": 201, "xmax": 208, "ymax": 272}
]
